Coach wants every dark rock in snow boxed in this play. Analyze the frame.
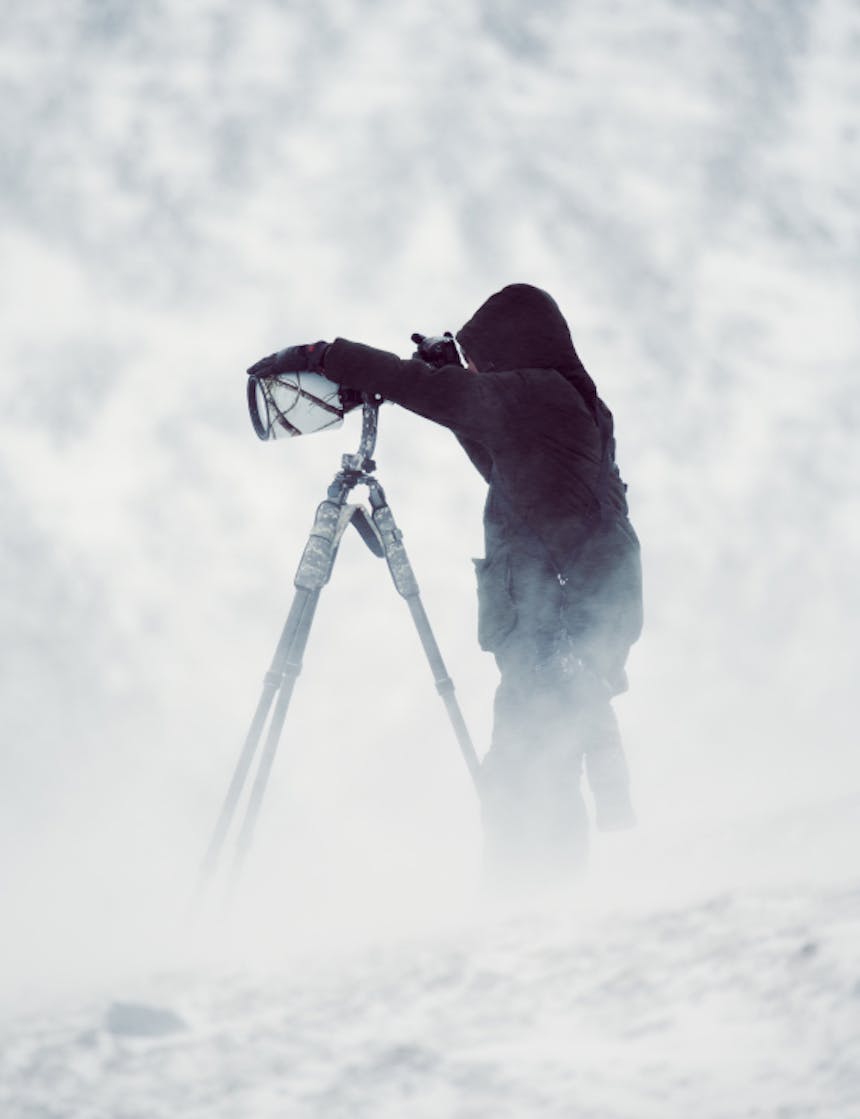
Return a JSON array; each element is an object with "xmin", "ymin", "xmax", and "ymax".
[{"xmin": 105, "ymin": 1002, "xmax": 187, "ymax": 1038}]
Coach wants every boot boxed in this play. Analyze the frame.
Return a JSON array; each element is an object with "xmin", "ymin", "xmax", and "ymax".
[{"xmin": 585, "ymin": 742, "xmax": 636, "ymax": 831}]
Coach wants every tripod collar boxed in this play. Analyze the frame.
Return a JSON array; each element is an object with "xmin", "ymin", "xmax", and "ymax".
[{"xmin": 340, "ymin": 396, "xmax": 379, "ymax": 475}]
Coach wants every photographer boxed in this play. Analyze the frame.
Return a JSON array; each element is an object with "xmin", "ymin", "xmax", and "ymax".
[{"xmin": 248, "ymin": 283, "xmax": 642, "ymax": 887}]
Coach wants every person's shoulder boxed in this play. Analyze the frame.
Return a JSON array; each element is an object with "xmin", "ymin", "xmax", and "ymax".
[
  {"xmin": 513, "ymin": 365, "xmax": 570, "ymax": 381},
  {"xmin": 514, "ymin": 366, "xmax": 588, "ymax": 398},
  {"xmin": 493, "ymin": 366, "xmax": 557, "ymax": 387}
]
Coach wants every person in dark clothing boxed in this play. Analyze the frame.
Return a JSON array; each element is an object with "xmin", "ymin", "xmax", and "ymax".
[{"xmin": 248, "ymin": 284, "xmax": 643, "ymax": 887}]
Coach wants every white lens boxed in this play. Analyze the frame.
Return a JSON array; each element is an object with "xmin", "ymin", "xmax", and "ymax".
[
  {"xmin": 254, "ymin": 380, "xmax": 271, "ymax": 435},
  {"xmin": 265, "ymin": 372, "xmax": 345, "ymax": 438}
]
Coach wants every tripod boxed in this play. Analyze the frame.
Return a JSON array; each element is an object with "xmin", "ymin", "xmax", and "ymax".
[{"xmin": 199, "ymin": 399, "xmax": 481, "ymax": 895}]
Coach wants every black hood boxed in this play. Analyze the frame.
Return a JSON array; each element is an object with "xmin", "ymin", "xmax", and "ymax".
[
  {"xmin": 458, "ymin": 282, "xmax": 606, "ymax": 436},
  {"xmin": 457, "ymin": 283, "xmax": 586, "ymax": 378}
]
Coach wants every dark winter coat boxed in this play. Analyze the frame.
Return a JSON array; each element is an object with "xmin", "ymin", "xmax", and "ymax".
[{"xmin": 325, "ymin": 284, "xmax": 642, "ymax": 687}]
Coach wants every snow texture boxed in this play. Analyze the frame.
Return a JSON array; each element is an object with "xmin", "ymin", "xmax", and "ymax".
[
  {"xmin": 0, "ymin": 0, "xmax": 858, "ymax": 1114},
  {"xmin": 2, "ymin": 889, "xmax": 860, "ymax": 1117}
]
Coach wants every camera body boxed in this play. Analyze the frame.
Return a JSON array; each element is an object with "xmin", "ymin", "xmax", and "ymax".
[{"xmin": 411, "ymin": 332, "xmax": 463, "ymax": 370}]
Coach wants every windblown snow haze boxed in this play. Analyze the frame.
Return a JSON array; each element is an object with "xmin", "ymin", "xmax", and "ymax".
[{"xmin": 1, "ymin": 0, "xmax": 858, "ymax": 1113}]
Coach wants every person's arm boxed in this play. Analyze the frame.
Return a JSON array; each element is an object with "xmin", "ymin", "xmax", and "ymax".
[{"xmin": 325, "ymin": 338, "xmax": 509, "ymax": 442}]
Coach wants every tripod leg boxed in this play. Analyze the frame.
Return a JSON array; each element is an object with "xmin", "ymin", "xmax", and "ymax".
[
  {"xmin": 225, "ymin": 494, "xmax": 356, "ymax": 890},
  {"xmin": 198, "ymin": 493, "xmax": 353, "ymax": 897},
  {"xmin": 197, "ymin": 585, "xmax": 317, "ymax": 892},
  {"xmin": 228, "ymin": 587, "xmax": 321, "ymax": 890},
  {"xmin": 369, "ymin": 488, "xmax": 481, "ymax": 789},
  {"xmin": 402, "ymin": 595, "xmax": 481, "ymax": 787}
]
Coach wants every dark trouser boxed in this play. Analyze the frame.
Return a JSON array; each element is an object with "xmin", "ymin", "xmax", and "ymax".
[
  {"xmin": 480, "ymin": 632, "xmax": 633, "ymax": 889},
  {"xmin": 474, "ymin": 522, "xmax": 641, "ymax": 889}
]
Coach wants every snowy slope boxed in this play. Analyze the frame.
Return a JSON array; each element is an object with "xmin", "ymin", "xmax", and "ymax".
[{"xmin": 2, "ymin": 885, "xmax": 860, "ymax": 1118}]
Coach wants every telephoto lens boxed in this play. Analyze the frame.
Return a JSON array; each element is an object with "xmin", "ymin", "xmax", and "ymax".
[
  {"xmin": 246, "ymin": 370, "xmax": 355, "ymax": 439},
  {"xmin": 411, "ymin": 331, "xmax": 463, "ymax": 369}
]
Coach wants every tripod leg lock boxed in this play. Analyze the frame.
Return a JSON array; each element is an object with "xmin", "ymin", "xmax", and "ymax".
[
  {"xmin": 295, "ymin": 501, "xmax": 344, "ymax": 590},
  {"xmin": 372, "ymin": 504, "xmax": 420, "ymax": 598},
  {"xmin": 264, "ymin": 657, "xmax": 303, "ymax": 689}
]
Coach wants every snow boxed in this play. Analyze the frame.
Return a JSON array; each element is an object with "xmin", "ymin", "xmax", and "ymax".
[
  {"xmin": 1, "ymin": 0, "xmax": 859, "ymax": 1113},
  {"xmin": 2, "ymin": 886, "xmax": 859, "ymax": 1117}
]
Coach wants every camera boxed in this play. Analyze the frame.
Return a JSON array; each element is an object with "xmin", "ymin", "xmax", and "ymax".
[
  {"xmin": 246, "ymin": 371, "xmax": 362, "ymax": 440},
  {"xmin": 411, "ymin": 331, "xmax": 463, "ymax": 370},
  {"xmin": 247, "ymin": 330, "xmax": 463, "ymax": 441}
]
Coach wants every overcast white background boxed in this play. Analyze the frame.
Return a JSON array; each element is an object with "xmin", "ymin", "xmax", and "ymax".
[{"xmin": 1, "ymin": 1, "xmax": 858, "ymax": 1114}]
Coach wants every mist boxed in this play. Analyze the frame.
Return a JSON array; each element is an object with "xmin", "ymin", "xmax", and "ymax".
[{"xmin": 1, "ymin": 0, "xmax": 858, "ymax": 1112}]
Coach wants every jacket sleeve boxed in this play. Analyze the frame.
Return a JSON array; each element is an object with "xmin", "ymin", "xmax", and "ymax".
[
  {"xmin": 324, "ymin": 337, "xmax": 511, "ymax": 443},
  {"xmin": 455, "ymin": 435, "xmax": 493, "ymax": 482}
]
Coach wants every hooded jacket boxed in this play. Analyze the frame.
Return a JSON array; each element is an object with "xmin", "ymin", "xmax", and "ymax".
[{"xmin": 325, "ymin": 284, "xmax": 642, "ymax": 675}]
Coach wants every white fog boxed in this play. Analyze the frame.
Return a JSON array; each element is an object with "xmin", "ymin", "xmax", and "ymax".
[{"xmin": 1, "ymin": 0, "xmax": 858, "ymax": 1114}]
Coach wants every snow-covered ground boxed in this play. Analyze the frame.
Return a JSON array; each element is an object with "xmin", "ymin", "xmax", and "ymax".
[
  {"xmin": 1, "ymin": 0, "xmax": 858, "ymax": 1114},
  {"xmin": 3, "ymin": 880, "xmax": 859, "ymax": 1117},
  {"xmin": 2, "ymin": 789, "xmax": 859, "ymax": 1117}
]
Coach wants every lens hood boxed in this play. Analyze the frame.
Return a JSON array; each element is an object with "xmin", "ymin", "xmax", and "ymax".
[{"xmin": 247, "ymin": 370, "xmax": 349, "ymax": 440}]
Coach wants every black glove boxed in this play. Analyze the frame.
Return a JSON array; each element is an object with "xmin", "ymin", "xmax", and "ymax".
[{"xmin": 247, "ymin": 341, "xmax": 330, "ymax": 378}]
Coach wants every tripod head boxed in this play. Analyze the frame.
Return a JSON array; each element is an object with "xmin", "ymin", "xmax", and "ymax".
[
  {"xmin": 338, "ymin": 395, "xmax": 380, "ymax": 478},
  {"xmin": 322, "ymin": 396, "xmax": 387, "ymax": 559}
]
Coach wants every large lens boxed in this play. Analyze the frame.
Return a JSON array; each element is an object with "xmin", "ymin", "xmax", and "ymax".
[
  {"xmin": 247, "ymin": 371, "xmax": 347, "ymax": 440},
  {"xmin": 247, "ymin": 375, "xmax": 272, "ymax": 440}
]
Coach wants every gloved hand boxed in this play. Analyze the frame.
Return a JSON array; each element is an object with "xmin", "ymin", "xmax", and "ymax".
[{"xmin": 247, "ymin": 341, "xmax": 329, "ymax": 378}]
